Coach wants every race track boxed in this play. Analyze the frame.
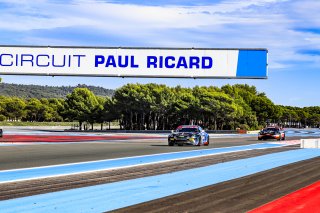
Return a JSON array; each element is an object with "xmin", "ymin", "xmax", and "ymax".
[{"xmin": 0, "ymin": 127, "xmax": 319, "ymax": 212}]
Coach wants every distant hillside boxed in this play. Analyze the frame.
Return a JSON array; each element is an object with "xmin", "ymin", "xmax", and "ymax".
[{"xmin": 0, "ymin": 83, "xmax": 114, "ymax": 99}]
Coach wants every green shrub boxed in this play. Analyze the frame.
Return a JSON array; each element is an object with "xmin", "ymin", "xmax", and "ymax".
[
  {"xmin": 0, "ymin": 115, "xmax": 6, "ymax": 122},
  {"xmin": 238, "ymin": 124, "xmax": 250, "ymax": 130}
]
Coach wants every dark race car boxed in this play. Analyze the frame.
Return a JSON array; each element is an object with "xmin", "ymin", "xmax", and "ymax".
[
  {"xmin": 168, "ymin": 125, "xmax": 209, "ymax": 146},
  {"xmin": 258, "ymin": 127, "xmax": 285, "ymax": 141}
]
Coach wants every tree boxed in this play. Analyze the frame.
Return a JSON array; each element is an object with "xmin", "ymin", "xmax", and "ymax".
[
  {"xmin": 170, "ymin": 87, "xmax": 196, "ymax": 128},
  {"xmin": 25, "ymin": 98, "xmax": 42, "ymax": 121},
  {"xmin": 47, "ymin": 98, "xmax": 64, "ymax": 121},
  {"xmin": 90, "ymin": 96, "xmax": 106, "ymax": 130},
  {"xmin": 3, "ymin": 97, "xmax": 26, "ymax": 121},
  {"xmin": 0, "ymin": 96, "xmax": 5, "ymax": 121},
  {"xmin": 64, "ymin": 88, "xmax": 99, "ymax": 130},
  {"xmin": 102, "ymin": 97, "xmax": 119, "ymax": 130},
  {"xmin": 113, "ymin": 84, "xmax": 139, "ymax": 130},
  {"xmin": 195, "ymin": 88, "xmax": 236, "ymax": 130},
  {"xmin": 150, "ymin": 84, "xmax": 175, "ymax": 130},
  {"xmin": 250, "ymin": 95, "xmax": 277, "ymax": 126}
]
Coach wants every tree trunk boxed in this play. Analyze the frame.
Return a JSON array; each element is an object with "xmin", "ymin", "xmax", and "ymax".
[
  {"xmin": 135, "ymin": 112, "xmax": 138, "ymax": 130},
  {"xmin": 130, "ymin": 111, "xmax": 133, "ymax": 130},
  {"xmin": 141, "ymin": 113, "xmax": 145, "ymax": 130},
  {"xmin": 79, "ymin": 121, "xmax": 82, "ymax": 131},
  {"xmin": 162, "ymin": 115, "xmax": 165, "ymax": 130},
  {"xmin": 148, "ymin": 111, "xmax": 152, "ymax": 130},
  {"xmin": 214, "ymin": 118, "xmax": 217, "ymax": 130}
]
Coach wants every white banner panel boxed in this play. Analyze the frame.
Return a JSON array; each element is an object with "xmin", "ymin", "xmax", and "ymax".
[{"xmin": 0, "ymin": 46, "xmax": 267, "ymax": 79}]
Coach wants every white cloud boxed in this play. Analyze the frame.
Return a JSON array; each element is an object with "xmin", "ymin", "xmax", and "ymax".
[{"xmin": 0, "ymin": 0, "xmax": 319, "ymax": 70}]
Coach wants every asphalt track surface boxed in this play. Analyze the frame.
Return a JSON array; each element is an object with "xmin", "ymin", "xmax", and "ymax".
[
  {"xmin": 0, "ymin": 128, "xmax": 319, "ymax": 212},
  {"xmin": 0, "ymin": 134, "xmax": 308, "ymax": 170},
  {"xmin": 0, "ymin": 146, "xmax": 299, "ymax": 200}
]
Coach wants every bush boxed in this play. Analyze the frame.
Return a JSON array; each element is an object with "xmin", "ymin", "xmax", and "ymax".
[
  {"xmin": 238, "ymin": 124, "xmax": 250, "ymax": 130},
  {"xmin": 0, "ymin": 115, "xmax": 6, "ymax": 122}
]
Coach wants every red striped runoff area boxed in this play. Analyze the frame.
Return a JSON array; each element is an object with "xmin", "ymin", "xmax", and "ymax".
[
  {"xmin": 0, "ymin": 135, "xmax": 161, "ymax": 143},
  {"xmin": 249, "ymin": 181, "xmax": 320, "ymax": 213}
]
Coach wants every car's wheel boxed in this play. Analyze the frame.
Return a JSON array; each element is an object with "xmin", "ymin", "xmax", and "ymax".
[
  {"xmin": 204, "ymin": 136, "xmax": 209, "ymax": 146},
  {"xmin": 277, "ymin": 135, "xmax": 281, "ymax": 141},
  {"xmin": 168, "ymin": 140, "xmax": 174, "ymax": 146},
  {"xmin": 177, "ymin": 143, "xmax": 183, "ymax": 146},
  {"xmin": 258, "ymin": 138, "xmax": 262, "ymax": 141}
]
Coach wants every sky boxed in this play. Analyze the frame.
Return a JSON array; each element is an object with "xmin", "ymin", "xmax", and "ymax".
[{"xmin": 0, "ymin": 0, "xmax": 319, "ymax": 107}]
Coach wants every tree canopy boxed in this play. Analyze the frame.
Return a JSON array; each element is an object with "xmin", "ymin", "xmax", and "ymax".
[{"xmin": 0, "ymin": 83, "xmax": 319, "ymax": 130}]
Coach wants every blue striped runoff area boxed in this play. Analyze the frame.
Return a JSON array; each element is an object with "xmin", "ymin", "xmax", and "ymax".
[
  {"xmin": 0, "ymin": 148, "xmax": 319, "ymax": 213},
  {"xmin": 1, "ymin": 143, "xmax": 285, "ymax": 183}
]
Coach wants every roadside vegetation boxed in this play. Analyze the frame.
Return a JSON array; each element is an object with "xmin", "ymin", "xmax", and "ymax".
[
  {"xmin": 0, "ymin": 83, "xmax": 319, "ymax": 130},
  {"xmin": 0, "ymin": 83, "xmax": 114, "ymax": 99},
  {"xmin": 0, "ymin": 121, "xmax": 74, "ymax": 127}
]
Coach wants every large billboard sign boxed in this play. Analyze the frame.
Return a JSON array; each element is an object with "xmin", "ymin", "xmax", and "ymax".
[{"xmin": 0, "ymin": 46, "xmax": 268, "ymax": 79}]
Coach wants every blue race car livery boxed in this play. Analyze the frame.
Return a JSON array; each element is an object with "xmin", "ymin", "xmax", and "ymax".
[{"xmin": 168, "ymin": 125, "xmax": 209, "ymax": 146}]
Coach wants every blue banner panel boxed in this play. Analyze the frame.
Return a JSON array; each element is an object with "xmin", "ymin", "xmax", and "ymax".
[{"xmin": 236, "ymin": 49, "xmax": 268, "ymax": 78}]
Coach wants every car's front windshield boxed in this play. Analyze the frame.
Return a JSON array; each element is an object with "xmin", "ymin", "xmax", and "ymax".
[
  {"xmin": 263, "ymin": 128, "xmax": 278, "ymax": 132},
  {"xmin": 177, "ymin": 128, "xmax": 198, "ymax": 132}
]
